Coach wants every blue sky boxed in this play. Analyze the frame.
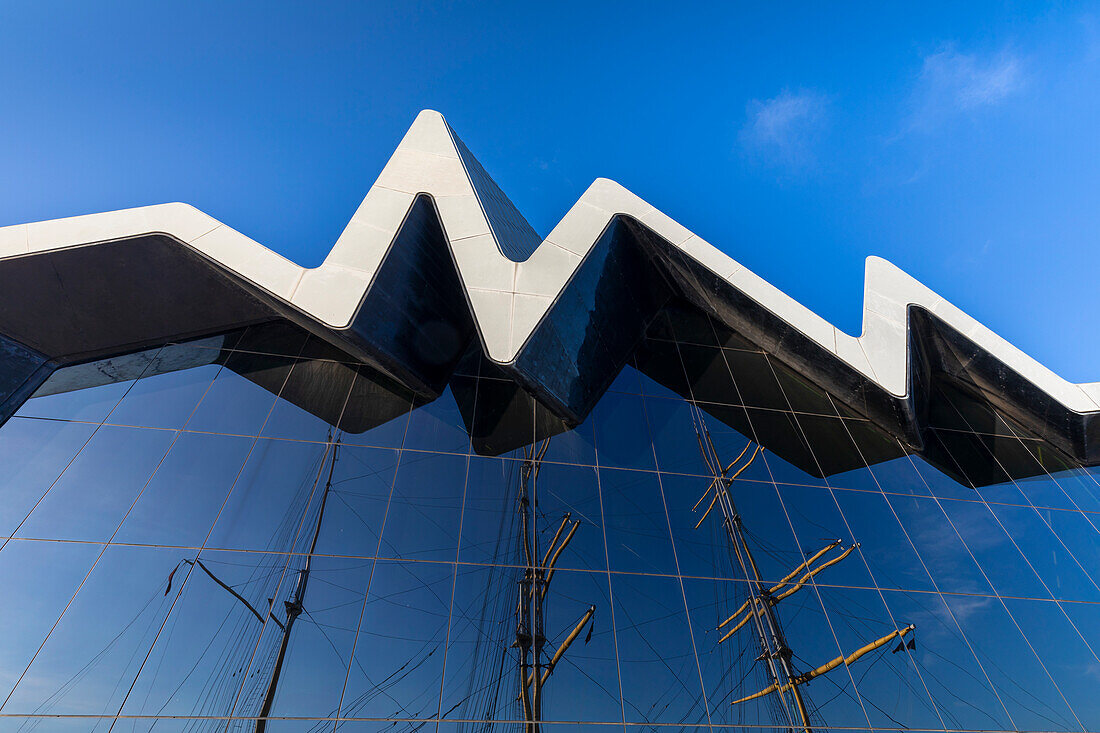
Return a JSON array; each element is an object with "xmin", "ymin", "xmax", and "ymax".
[{"xmin": 2, "ymin": 2, "xmax": 1099, "ymax": 378}]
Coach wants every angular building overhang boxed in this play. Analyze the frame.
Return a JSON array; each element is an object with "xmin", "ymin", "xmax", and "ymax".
[{"xmin": 0, "ymin": 110, "xmax": 1096, "ymax": 482}]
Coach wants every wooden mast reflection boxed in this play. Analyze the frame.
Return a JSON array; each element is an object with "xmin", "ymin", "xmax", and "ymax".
[
  {"xmin": 690, "ymin": 406, "xmax": 914, "ymax": 733},
  {"xmin": 514, "ymin": 438, "xmax": 594, "ymax": 733}
]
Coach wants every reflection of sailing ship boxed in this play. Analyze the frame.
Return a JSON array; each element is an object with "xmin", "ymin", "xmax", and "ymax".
[
  {"xmin": 690, "ymin": 406, "xmax": 914, "ymax": 733},
  {"xmin": 514, "ymin": 439, "xmax": 595, "ymax": 733},
  {"xmin": 178, "ymin": 430, "xmax": 342, "ymax": 732},
  {"xmin": 252, "ymin": 431, "xmax": 341, "ymax": 732},
  {"xmin": 15, "ymin": 428, "xmax": 350, "ymax": 732}
]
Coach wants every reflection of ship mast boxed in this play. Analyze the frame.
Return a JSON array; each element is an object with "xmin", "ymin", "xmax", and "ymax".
[
  {"xmin": 690, "ymin": 407, "xmax": 913, "ymax": 733},
  {"xmin": 514, "ymin": 439, "xmax": 595, "ymax": 733},
  {"xmin": 253, "ymin": 432, "xmax": 341, "ymax": 732},
  {"xmin": 193, "ymin": 430, "xmax": 342, "ymax": 732}
]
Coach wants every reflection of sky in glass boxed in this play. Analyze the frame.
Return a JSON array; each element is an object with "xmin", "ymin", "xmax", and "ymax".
[{"xmin": 1, "ymin": 318, "xmax": 1100, "ymax": 731}]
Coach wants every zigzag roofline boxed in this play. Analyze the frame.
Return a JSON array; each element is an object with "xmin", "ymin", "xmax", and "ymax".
[{"xmin": 0, "ymin": 110, "xmax": 1096, "ymax": 468}]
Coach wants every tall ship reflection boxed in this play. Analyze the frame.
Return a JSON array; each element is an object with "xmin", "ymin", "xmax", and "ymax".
[
  {"xmin": 511, "ymin": 439, "xmax": 595, "ymax": 733},
  {"xmin": 691, "ymin": 406, "xmax": 915, "ymax": 733},
  {"xmin": 1, "ymin": 109, "xmax": 1099, "ymax": 731}
]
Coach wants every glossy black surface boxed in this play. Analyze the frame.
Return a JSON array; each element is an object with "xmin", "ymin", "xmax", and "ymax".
[
  {"xmin": 0, "ymin": 331, "xmax": 48, "ymax": 426},
  {"xmin": 3, "ymin": 202, "xmax": 1099, "ymax": 481}
]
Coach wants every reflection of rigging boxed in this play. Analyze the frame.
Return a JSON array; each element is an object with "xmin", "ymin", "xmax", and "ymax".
[
  {"xmin": 253, "ymin": 431, "xmax": 340, "ymax": 732},
  {"xmin": 690, "ymin": 406, "xmax": 914, "ymax": 733},
  {"xmin": 182, "ymin": 431, "xmax": 342, "ymax": 732},
  {"xmin": 514, "ymin": 439, "xmax": 595, "ymax": 733},
  {"xmin": 12, "ymin": 426, "xmax": 348, "ymax": 733},
  {"xmin": 183, "ymin": 558, "xmax": 284, "ymax": 632}
]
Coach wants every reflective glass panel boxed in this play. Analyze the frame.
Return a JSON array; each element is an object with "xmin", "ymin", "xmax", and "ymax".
[{"xmin": 1, "ymin": 319, "xmax": 1098, "ymax": 733}]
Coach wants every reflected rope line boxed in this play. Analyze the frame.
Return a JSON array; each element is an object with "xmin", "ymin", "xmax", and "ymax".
[
  {"xmin": 668, "ymin": 330, "xmax": 1029, "ymax": 730},
  {"xmin": 937, "ymin": 395, "xmax": 1100, "ymax": 680},
  {"xmin": 879, "ymin": 581, "xmax": 1056, "ymax": 727},
  {"xmin": 171, "ymin": 338, "xmax": 349, "ymax": 732},
  {"xmin": 690, "ymin": 398, "xmax": 936, "ymax": 732},
  {"xmin": 134, "ymin": 436, "xmax": 319, "ymax": 730},
  {"xmin": 2, "ymin": 347, "xmax": 228, "ymax": 717},
  {"xmin": 875, "ymin": 439, "xmax": 1027, "ymax": 728},
  {"xmin": 14, "ymin": 569, "xmax": 176, "ymax": 731},
  {"xmin": 148, "ymin": 601, "xmax": 242, "ymax": 725},
  {"xmin": 895, "ymin": 465, "xmax": 1087, "ymax": 730},
  {"xmin": 330, "ymin": 368, "xmax": 418, "ymax": 729},
  {"xmin": 200, "ymin": 345, "xmax": 347, "ymax": 726},
  {"xmin": 758, "ymin": 381, "xmax": 948, "ymax": 732},
  {"xmin": 0, "ymin": 345, "xmax": 177, "ymax": 562},
  {"xmin": 826, "ymin": 610, "xmax": 943, "ymax": 724},
  {"xmin": 9, "ymin": 709, "xmax": 1088, "ymax": 732},
  {"xmin": 12, "ymin": 410, "xmax": 1100, "ymax": 519},
  {"xmin": 8, "ymin": 352, "xmax": 1100, "ymax": 730},
  {"xmin": 831, "ymin": 418, "xmax": 1072, "ymax": 729},
  {"xmin": 6, "ymin": 531, "xmax": 1100, "ymax": 605}
]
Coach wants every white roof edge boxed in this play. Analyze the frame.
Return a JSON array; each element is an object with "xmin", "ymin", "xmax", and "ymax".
[{"xmin": 1, "ymin": 109, "xmax": 1095, "ymax": 415}]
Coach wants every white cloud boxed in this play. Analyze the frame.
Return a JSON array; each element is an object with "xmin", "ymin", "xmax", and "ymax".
[
  {"xmin": 910, "ymin": 47, "xmax": 1025, "ymax": 128},
  {"xmin": 740, "ymin": 88, "xmax": 829, "ymax": 170}
]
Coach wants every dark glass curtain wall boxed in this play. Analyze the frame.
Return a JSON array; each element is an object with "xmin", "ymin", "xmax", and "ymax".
[{"xmin": 1, "ymin": 312, "xmax": 1099, "ymax": 733}]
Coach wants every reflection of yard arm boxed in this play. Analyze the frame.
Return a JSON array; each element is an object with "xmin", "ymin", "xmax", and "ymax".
[
  {"xmin": 525, "ymin": 605, "xmax": 595, "ymax": 690},
  {"xmin": 732, "ymin": 624, "xmax": 915, "ymax": 705},
  {"xmin": 514, "ymin": 434, "xmax": 596, "ymax": 733},
  {"xmin": 184, "ymin": 558, "xmax": 285, "ymax": 631},
  {"xmin": 694, "ymin": 447, "xmax": 761, "ymax": 529},
  {"xmin": 718, "ymin": 541, "xmax": 856, "ymax": 644},
  {"xmin": 520, "ymin": 510, "xmax": 585, "ymax": 694},
  {"xmin": 540, "ymin": 517, "xmax": 579, "ymax": 601},
  {"xmin": 255, "ymin": 434, "xmax": 340, "ymax": 733},
  {"xmin": 716, "ymin": 540, "xmax": 840, "ymax": 632},
  {"xmin": 541, "ymin": 514, "xmax": 572, "ymax": 567},
  {"xmin": 770, "ymin": 544, "xmax": 857, "ymax": 604},
  {"xmin": 691, "ymin": 424, "xmax": 809, "ymax": 733},
  {"xmin": 770, "ymin": 540, "xmax": 842, "ymax": 591}
]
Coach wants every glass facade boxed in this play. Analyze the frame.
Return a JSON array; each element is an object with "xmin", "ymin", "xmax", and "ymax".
[{"xmin": 2, "ymin": 305, "xmax": 1100, "ymax": 733}]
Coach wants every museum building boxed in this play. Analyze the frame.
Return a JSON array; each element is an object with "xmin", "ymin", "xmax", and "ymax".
[{"xmin": 0, "ymin": 111, "xmax": 1098, "ymax": 732}]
